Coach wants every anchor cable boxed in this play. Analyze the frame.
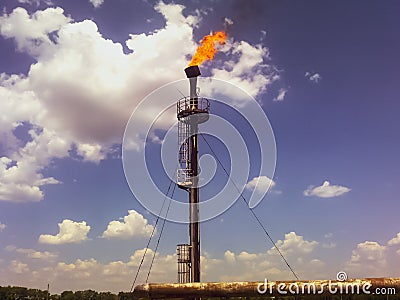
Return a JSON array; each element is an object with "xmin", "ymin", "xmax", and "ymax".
[
  {"xmin": 200, "ymin": 134, "xmax": 299, "ymax": 280},
  {"xmin": 145, "ymin": 182, "xmax": 176, "ymax": 283},
  {"xmin": 129, "ymin": 178, "xmax": 175, "ymax": 292}
]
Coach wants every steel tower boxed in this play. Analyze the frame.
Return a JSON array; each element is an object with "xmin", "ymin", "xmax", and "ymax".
[{"xmin": 176, "ymin": 65, "xmax": 209, "ymax": 283}]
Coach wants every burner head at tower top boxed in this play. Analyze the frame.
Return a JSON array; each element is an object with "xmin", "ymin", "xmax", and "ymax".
[{"xmin": 184, "ymin": 65, "xmax": 201, "ymax": 78}]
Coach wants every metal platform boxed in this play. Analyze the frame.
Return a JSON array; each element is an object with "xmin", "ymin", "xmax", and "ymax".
[{"xmin": 177, "ymin": 97, "xmax": 210, "ymax": 124}]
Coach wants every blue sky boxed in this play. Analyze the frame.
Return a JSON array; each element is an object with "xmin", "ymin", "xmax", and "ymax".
[{"xmin": 0, "ymin": 0, "xmax": 399, "ymax": 294}]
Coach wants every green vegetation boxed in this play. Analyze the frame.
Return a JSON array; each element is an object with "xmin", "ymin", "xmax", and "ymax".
[
  {"xmin": 0, "ymin": 286, "xmax": 49, "ymax": 299},
  {"xmin": 60, "ymin": 290, "xmax": 117, "ymax": 299},
  {"xmin": 0, "ymin": 286, "xmax": 117, "ymax": 299}
]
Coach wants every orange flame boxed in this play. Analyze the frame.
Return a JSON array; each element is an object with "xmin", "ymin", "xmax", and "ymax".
[{"xmin": 189, "ymin": 31, "xmax": 227, "ymax": 66}]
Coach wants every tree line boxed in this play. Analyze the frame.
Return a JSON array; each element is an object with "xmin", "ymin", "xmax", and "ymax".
[{"xmin": 0, "ymin": 286, "xmax": 117, "ymax": 299}]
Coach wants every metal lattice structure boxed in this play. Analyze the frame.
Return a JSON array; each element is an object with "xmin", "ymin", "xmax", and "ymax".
[
  {"xmin": 176, "ymin": 244, "xmax": 191, "ymax": 284},
  {"xmin": 177, "ymin": 96, "xmax": 209, "ymax": 188}
]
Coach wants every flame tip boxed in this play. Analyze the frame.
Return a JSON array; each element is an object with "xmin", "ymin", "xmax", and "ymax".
[{"xmin": 189, "ymin": 31, "xmax": 227, "ymax": 66}]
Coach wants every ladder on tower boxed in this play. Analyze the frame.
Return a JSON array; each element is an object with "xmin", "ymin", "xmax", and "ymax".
[{"xmin": 176, "ymin": 96, "xmax": 209, "ymax": 188}]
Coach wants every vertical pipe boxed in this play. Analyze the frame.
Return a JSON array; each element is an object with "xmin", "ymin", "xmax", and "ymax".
[
  {"xmin": 189, "ymin": 122, "xmax": 200, "ymax": 282},
  {"xmin": 189, "ymin": 77, "xmax": 198, "ymax": 100}
]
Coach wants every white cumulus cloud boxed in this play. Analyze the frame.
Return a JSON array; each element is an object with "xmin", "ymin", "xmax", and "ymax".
[
  {"xmin": 0, "ymin": 7, "xmax": 71, "ymax": 56},
  {"xmin": 268, "ymin": 231, "xmax": 318, "ymax": 256},
  {"xmin": 245, "ymin": 175, "xmax": 275, "ymax": 194},
  {"xmin": 211, "ymin": 40, "xmax": 278, "ymax": 102},
  {"xmin": 89, "ymin": 0, "xmax": 104, "ymax": 8},
  {"xmin": 388, "ymin": 233, "xmax": 400, "ymax": 246},
  {"xmin": 0, "ymin": 222, "xmax": 6, "ymax": 231},
  {"xmin": 304, "ymin": 180, "xmax": 351, "ymax": 198},
  {"xmin": 38, "ymin": 219, "xmax": 90, "ymax": 244},
  {"xmin": 346, "ymin": 241, "xmax": 386, "ymax": 276},
  {"xmin": 101, "ymin": 210, "xmax": 155, "ymax": 239},
  {"xmin": 0, "ymin": 128, "xmax": 65, "ymax": 203},
  {"xmin": 274, "ymin": 88, "xmax": 287, "ymax": 101},
  {"xmin": 344, "ymin": 232, "xmax": 400, "ymax": 277},
  {"xmin": 305, "ymin": 71, "xmax": 322, "ymax": 83}
]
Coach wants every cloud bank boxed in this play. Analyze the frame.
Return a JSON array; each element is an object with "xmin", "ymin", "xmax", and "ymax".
[{"xmin": 0, "ymin": 2, "xmax": 275, "ymax": 203}]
